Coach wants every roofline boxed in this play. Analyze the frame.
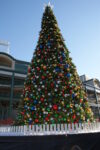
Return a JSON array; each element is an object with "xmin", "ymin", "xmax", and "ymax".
[
  {"xmin": 83, "ymin": 79, "xmax": 93, "ymax": 82},
  {"xmin": 83, "ymin": 78, "xmax": 100, "ymax": 84},
  {"xmin": 0, "ymin": 52, "xmax": 30, "ymax": 65}
]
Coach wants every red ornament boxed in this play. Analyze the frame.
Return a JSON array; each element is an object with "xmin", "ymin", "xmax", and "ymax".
[
  {"xmin": 69, "ymin": 90, "xmax": 72, "ymax": 94},
  {"xmin": 66, "ymin": 86, "xmax": 69, "ymax": 88},
  {"xmin": 41, "ymin": 56, "xmax": 43, "ymax": 59},
  {"xmin": 51, "ymin": 83, "xmax": 54, "ymax": 88},
  {"xmin": 32, "ymin": 112, "xmax": 34, "ymax": 115},
  {"xmin": 28, "ymin": 67, "xmax": 31, "ymax": 73},
  {"xmin": 42, "ymin": 76, "xmax": 45, "ymax": 80},
  {"xmin": 21, "ymin": 112, "xmax": 24, "ymax": 115},
  {"xmin": 72, "ymin": 114, "xmax": 76, "ymax": 119},
  {"xmin": 45, "ymin": 90, "xmax": 47, "ymax": 94},
  {"xmin": 62, "ymin": 89, "xmax": 64, "ymax": 93},
  {"xmin": 37, "ymin": 50, "xmax": 41, "ymax": 54},
  {"xmin": 33, "ymin": 76, "xmax": 35, "ymax": 79},
  {"xmin": 45, "ymin": 117, "xmax": 49, "ymax": 121},
  {"xmin": 35, "ymin": 119, "xmax": 39, "ymax": 123},
  {"xmin": 80, "ymin": 99, "xmax": 83, "ymax": 103},
  {"xmin": 62, "ymin": 93, "xmax": 65, "ymax": 97},
  {"xmin": 74, "ymin": 120, "xmax": 78, "ymax": 124},
  {"xmin": 28, "ymin": 87, "xmax": 31, "ymax": 92},
  {"xmin": 58, "ymin": 64, "xmax": 61, "ymax": 67},
  {"xmin": 43, "ymin": 66, "xmax": 47, "ymax": 70},
  {"xmin": 47, "ymin": 114, "xmax": 50, "ymax": 117},
  {"xmin": 36, "ymin": 113, "xmax": 39, "ymax": 117},
  {"xmin": 53, "ymin": 105, "xmax": 58, "ymax": 110},
  {"xmin": 40, "ymin": 97, "xmax": 44, "ymax": 102},
  {"xmin": 59, "ymin": 73, "xmax": 63, "ymax": 77},
  {"xmin": 37, "ymin": 67, "xmax": 40, "ymax": 71}
]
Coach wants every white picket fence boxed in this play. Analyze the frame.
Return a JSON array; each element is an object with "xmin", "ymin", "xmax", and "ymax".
[{"xmin": 0, "ymin": 122, "xmax": 100, "ymax": 136}]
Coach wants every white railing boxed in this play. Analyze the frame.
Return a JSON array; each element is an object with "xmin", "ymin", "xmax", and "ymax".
[{"xmin": 0, "ymin": 122, "xmax": 100, "ymax": 136}]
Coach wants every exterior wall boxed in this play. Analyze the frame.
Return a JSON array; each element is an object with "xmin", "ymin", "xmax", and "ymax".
[
  {"xmin": 80, "ymin": 75, "xmax": 89, "ymax": 82},
  {"xmin": 0, "ymin": 54, "xmax": 15, "ymax": 70},
  {"xmin": 81, "ymin": 75, "xmax": 100, "ymax": 119},
  {"xmin": 0, "ymin": 52, "xmax": 29, "ymax": 120}
]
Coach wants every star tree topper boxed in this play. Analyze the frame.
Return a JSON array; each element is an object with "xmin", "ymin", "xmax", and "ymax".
[{"xmin": 43, "ymin": 2, "xmax": 54, "ymax": 10}]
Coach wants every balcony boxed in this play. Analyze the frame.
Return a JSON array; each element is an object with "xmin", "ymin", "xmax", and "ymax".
[
  {"xmin": 0, "ymin": 79, "xmax": 24, "ymax": 88},
  {"xmin": 0, "ymin": 92, "xmax": 21, "ymax": 101},
  {"xmin": 0, "ymin": 79, "xmax": 11, "ymax": 87}
]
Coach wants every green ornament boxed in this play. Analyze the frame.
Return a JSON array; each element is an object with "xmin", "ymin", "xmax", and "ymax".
[
  {"xmin": 51, "ymin": 120, "xmax": 55, "ymax": 123},
  {"xmin": 54, "ymin": 114, "xmax": 58, "ymax": 118},
  {"xmin": 47, "ymin": 108, "xmax": 50, "ymax": 112},
  {"xmin": 66, "ymin": 104, "xmax": 70, "ymax": 108},
  {"xmin": 63, "ymin": 118, "xmax": 66, "ymax": 122},
  {"xmin": 33, "ymin": 96, "xmax": 36, "ymax": 99}
]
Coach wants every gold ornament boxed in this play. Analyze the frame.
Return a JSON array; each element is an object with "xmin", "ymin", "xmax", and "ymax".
[
  {"xmin": 24, "ymin": 98, "xmax": 29, "ymax": 101},
  {"xmin": 41, "ymin": 64, "xmax": 43, "ymax": 67},
  {"xmin": 61, "ymin": 101, "xmax": 64, "ymax": 105},
  {"xmin": 70, "ymin": 104, "xmax": 73, "ymax": 108}
]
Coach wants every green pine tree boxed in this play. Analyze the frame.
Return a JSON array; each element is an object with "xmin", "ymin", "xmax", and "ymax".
[{"xmin": 16, "ymin": 6, "xmax": 93, "ymax": 125}]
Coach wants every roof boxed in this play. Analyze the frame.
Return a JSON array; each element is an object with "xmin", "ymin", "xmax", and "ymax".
[{"xmin": 0, "ymin": 52, "xmax": 30, "ymax": 65}]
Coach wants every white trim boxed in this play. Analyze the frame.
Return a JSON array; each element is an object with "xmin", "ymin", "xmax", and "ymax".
[
  {"xmin": 14, "ymin": 73, "xmax": 26, "ymax": 78},
  {"xmin": 0, "ymin": 70, "xmax": 12, "ymax": 76},
  {"xmin": 0, "ymin": 122, "xmax": 100, "ymax": 136}
]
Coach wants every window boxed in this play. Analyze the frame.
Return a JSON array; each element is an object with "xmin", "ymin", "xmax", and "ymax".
[{"xmin": 15, "ymin": 63, "xmax": 28, "ymax": 73}]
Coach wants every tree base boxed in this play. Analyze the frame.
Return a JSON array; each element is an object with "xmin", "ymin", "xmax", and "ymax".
[{"xmin": 0, "ymin": 133, "xmax": 100, "ymax": 150}]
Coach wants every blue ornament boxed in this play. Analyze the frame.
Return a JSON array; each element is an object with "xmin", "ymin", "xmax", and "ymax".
[
  {"xmin": 55, "ymin": 67, "xmax": 61, "ymax": 72},
  {"xmin": 65, "ymin": 73, "xmax": 70, "ymax": 78},
  {"xmin": 64, "ymin": 64, "xmax": 69, "ymax": 69},
  {"xmin": 72, "ymin": 94, "xmax": 75, "ymax": 98},
  {"xmin": 60, "ymin": 61, "xmax": 63, "ymax": 64},
  {"xmin": 32, "ymin": 79, "xmax": 36, "ymax": 83},
  {"xmin": 47, "ymin": 41, "xmax": 51, "ymax": 46},
  {"xmin": 31, "ymin": 106, "xmax": 35, "ymax": 111},
  {"xmin": 29, "ymin": 118, "xmax": 32, "ymax": 124},
  {"xmin": 40, "ymin": 45, "xmax": 43, "ymax": 49},
  {"xmin": 24, "ymin": 105, "xmax": 27, "ymax": 109},
  {"xmin": 62, "ymin": 52, "xmax": 65, "ymax": 58},
  {"xmin": 34, "ymin": 99, "xmax": 38, "ymax": 104}
]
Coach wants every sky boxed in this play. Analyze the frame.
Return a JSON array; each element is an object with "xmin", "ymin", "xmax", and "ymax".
[{"xmin": 0, "ymin": 0, "xmax": 100, "ymax": 80}]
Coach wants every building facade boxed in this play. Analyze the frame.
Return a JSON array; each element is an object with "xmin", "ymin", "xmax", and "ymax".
[
  {"xmin": 0, "ymin": 53, "xmax": 100, "ymax": 120},
  {"xmin": 0, "ymin": 52, "xmax": 29, "ymax": 120},
  {"xmin": 80, "ymin": 75, "xmax": 100, "ymax": 119}
]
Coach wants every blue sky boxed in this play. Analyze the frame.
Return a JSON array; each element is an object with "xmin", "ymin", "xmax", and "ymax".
[{"xmin": 0, "ymin": 0, "xmax": 100, "ymax": 80}]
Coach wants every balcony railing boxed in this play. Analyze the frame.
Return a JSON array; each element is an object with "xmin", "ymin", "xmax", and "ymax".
[
  {"xmin": 83, "ymin": 83, "xmax": 100, "ymax": 92},
  {"xmin": 0, "ymin": 122, "xmax": 100, "ymax": 136},
  {"xmin": 0, "ymin": 80, "xmax": 24, "ymax": 86},
  {"xmin": 0, "ymin": 93, "xmax": 21, "ymax": 100}
]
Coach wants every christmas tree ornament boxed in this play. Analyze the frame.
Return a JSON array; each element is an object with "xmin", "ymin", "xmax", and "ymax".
[
  {"xmin": 53, "ymin": 105, "xmax": 58, "ymax": 110},
  {"xmin": 35, "ymin": 119, "xmax": 39, "ymax": 123}
]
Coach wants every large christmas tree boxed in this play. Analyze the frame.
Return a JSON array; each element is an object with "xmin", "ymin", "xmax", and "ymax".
[{"xmin": 16, "ymin": 5, "xmax": 93, "ymax": 125}]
